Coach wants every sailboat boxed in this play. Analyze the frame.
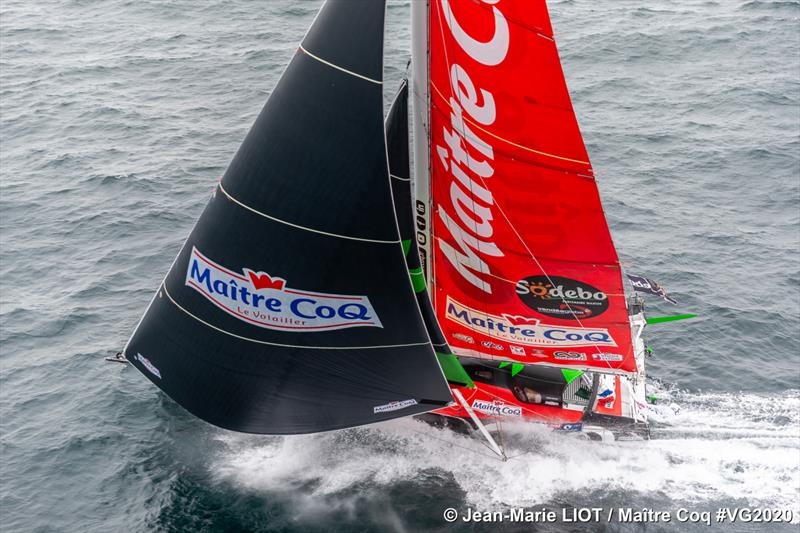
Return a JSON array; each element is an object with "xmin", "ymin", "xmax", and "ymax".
[{"xmin": 122, "ymin": 0, "xmax": 690, "ymax": 455}]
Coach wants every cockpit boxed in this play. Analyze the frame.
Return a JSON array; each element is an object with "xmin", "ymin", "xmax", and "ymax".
[{"xmin": 458, "ymin": 357, "xmax": 593, "ymax": 410}]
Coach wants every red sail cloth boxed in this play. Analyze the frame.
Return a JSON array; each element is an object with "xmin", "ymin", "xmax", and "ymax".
[{"xmin": 427, "ymin": 0, "xmax": 635, "ymax": 374}]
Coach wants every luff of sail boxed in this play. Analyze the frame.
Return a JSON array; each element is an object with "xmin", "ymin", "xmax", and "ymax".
[
  {"xmin": 420, "ymin": 0, "xmax": 637, "ymax": 374},
  {"xmin": 386, "ymin": 80, "xmax": 473, "ymax": 389},
  {"xmin": 124, "ymin": 0, "xmax": 453, "ymax": 434}
]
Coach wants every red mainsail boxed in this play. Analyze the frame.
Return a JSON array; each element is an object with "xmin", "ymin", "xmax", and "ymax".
[{"xmin": 422, "ymin": 0, "xmax": 636, "ymax": 374}]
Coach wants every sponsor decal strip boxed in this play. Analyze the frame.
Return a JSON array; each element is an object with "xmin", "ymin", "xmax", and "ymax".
[
  {"xmin": 185, "ymin": 247, "xmax": 382, "ymax": 332},
  {"xmin": 191, "ymin": 248, "xmax": 358, "ymax": 302},
  {"xmin": 471, "ymin": 399, "xmax": 522, "ymax": 417},
  {"xmin": 161, "ymin": 283, "xmax": 429, "ymax": 350},
  {"xmin": 445, "ymin": 296, "xmax": 616, "ymax": 348},
  {"xmin": 373, "ymin": 399, "xmax": 418, "ymax": 414},
  {"xmin": 186, "ymin": 280, "xmax": 376, "ymax": 330},
  {"xmin": 448, "ymin": 345, "xmax": 635, "ymax": 376}
]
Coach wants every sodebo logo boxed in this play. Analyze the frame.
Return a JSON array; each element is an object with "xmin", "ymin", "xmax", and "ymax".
[{"xmin": 516, "ymin": 276, "xmax": 609, "ymax": 320}]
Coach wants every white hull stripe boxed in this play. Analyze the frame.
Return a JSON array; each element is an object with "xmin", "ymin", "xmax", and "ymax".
[
  {"xmin": 218, "ymin": 182, "xmax": 398, "ymax": 244},
  {"xmin": 299, "ymin": 45, "xmax": 382, "ymax": 85},
  {"xmin": 161, "ymin": 284, "xmax": 430, "ymax": 350}
]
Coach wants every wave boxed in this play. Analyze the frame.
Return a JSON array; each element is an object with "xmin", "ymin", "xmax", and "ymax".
[{"xmin": 210, "ymin": 386, "xmax": 800, "ymax": 519}]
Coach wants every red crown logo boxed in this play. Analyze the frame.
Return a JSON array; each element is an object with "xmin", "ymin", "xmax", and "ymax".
[
  {"xmin": 502, "ymin": 314, "xmax": 539, "ymax": 326},
  {"xmin": 245, "ymin": 270, "xmax": 286, "ymax": 291}
]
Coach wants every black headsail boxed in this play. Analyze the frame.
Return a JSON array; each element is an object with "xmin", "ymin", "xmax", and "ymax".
[
  {"xmin": 385, "ymin": 81, "xmax": 473, "ymax": 389},
  {"xmin": 124, "ymin": 0, "xmax": 452, "ymax": 434}
]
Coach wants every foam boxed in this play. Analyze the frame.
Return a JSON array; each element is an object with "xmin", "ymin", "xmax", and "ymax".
[{"xmin": 211, "ymin": 387, "xmax": 800, "ymax": 519}]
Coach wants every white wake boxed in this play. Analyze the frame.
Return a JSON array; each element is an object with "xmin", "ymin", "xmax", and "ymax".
[{"xmin": 211, "ymin": 387, "xmax": 800, "ymax": 517}]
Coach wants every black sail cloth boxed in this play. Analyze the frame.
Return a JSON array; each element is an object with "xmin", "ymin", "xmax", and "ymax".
[
  {"xmin": 385, "ymin": 81, "xmax": 473, "ymax": 389},
  {"xmin": 124, "ymin": 0, "xmax": 452, "ymax": 434},
  {"xmin": 386, "ymin": 80, "xmax": 450, "ymax": 354}
]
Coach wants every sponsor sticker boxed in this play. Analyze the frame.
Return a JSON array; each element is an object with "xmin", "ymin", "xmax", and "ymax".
[
  {"xmin": 446, "ymin": 297, "xmax": 616, "ymax": 348},
  {"xmin": 452, "ymin": 332, "xmax": 474, "ymax": 344},
  {"xmin": 554, "ymin": 351, "xmax": 588, "ymax": 361},
  {"xmin": 136, "ymin": 353, "xmax": 161, "ymax": 379},
  {"xmin": 556, "ymin": 423, "xmax": 583, "ymax": 432},
  {"xmin": 373, "ymin": 399, "xmax": 418, "ymax": 414},
  {"xmin": 471, "ymin": 400, "xmax": 522, "ymax": 417},
  {"xmin": 185, "ymin": 247, "xmax": 382, "ymax": 332},
  {"xmin": 516, "ymin": 275, "xmax": 609, "ymax": 320},
  {"xmin": 592, "ymin": 352, "xmax": 624, "ymax": 362},
  {"xmin": 480, "ymin": 340, "xmax": 504, "ymax": 351},
  {"xmin": 509, "ymin": 345, "xmax": 525, "ymax": 356}
]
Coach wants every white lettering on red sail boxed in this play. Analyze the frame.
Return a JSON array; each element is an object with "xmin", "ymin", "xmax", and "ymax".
[{"xmin": 428, "ymin": 0, "xmax": 637, "ymax": 373}]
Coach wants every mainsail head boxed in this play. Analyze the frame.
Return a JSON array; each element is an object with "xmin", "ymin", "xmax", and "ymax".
[{"xmin": 124, "ymin": 0, "xmax": 453, "ymax": 434}]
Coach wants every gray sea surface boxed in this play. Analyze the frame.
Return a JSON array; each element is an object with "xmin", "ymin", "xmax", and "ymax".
[{"xmin": 1, "ymin": 0, "xmax": 799, "ymax": 531}]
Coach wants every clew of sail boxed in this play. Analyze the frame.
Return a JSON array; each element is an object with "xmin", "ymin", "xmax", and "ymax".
[
  {"xmin": 123, "ymin": 0, "xmax": 453, "ymax": 435},
  {"xmin": 418, "ymin": 0, "xmax": 637, "ymax": 374}
]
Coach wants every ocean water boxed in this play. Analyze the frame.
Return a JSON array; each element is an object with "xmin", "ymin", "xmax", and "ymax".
[{"xmin": 1, "ymin": 0, "xmax": 798, "ymax": 531}]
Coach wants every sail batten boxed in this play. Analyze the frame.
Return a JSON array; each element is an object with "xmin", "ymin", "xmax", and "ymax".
[
  {"xmin": 217, "ymin": 182, "xmax": 400, "ymax": 244},
  {"xmin": 298, "ymin": 45, "xmax": 383, "ymax": 85}
]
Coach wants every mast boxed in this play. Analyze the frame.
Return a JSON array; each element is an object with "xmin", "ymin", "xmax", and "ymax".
[{"xmin": 411, "ymin": 0, "xmax": 432, "ymax": 289}]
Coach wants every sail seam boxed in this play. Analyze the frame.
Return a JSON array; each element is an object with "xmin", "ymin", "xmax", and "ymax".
[
  {"xmin": 390, "ymin": 173, "xmax": 411, "ymax": 182},
  {"xmin": 299, "ymin": 45, "xmax": 382, "ymax": 85},
  {"xmin": 429, "ymin": 80, "xmax": 590, "ymax": 166},
  {"xmin": 160, "ymin": 284, "xmax": 431, "ymax": 350},
  {"xmin": 218, "ymin": 182, "xmax": 399, "ymax": 244}
]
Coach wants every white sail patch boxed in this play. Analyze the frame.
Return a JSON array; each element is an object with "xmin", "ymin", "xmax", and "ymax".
[
  {"xmin": 185, "ymin": 247, "xmax": 382, "ymax": 332},
  {"xmin": 373, "ymin": 399, "xmax": 418, "ymax": 414},
  {"xmin": 135, "ymin": 353, "xmax": 161, "ymax": 379},
  {"xmin": 445, "ymin": 296, "xmax": 616, "ymax": 347}
]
